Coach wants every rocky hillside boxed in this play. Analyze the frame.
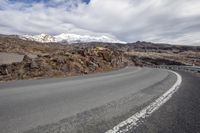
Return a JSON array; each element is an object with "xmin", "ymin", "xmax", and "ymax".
[
  {"xmin": 0, "ymin": 36, "xmax": 127, "ymax": 81},
  {"xmin": 0, "ymin": 35, "xmax": 199, "ymax": 81}
]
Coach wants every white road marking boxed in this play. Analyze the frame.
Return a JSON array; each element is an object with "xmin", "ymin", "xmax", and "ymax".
[{"xmin": 105, "ymin": 70, "xmax": 182, "ymax": 133}]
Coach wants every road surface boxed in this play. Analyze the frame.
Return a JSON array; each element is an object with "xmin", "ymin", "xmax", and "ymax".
[
  {"xmin": 0, "ymin": 67, "xmax": 178, "ymax": 133},
  {"xmin": 131, "ymin": 70, "xmax": 200, "ymax": 133}
]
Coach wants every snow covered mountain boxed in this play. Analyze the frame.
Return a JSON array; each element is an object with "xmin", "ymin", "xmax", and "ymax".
[
  {"xmin": 20, "ymin": 33, "xmax": 126, "ymax": 44},
  {"xmin": 20, "ymin": 34, "xmax": 55, "ymax": 43}
]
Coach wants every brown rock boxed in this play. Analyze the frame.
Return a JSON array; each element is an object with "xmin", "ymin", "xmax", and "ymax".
[
  {"xmin": 23, "ymin": 55, "xmax": 32, "ymax": 62},
  {"xmin": 0, "ymin": 64, "xmax": 8, "ymax": 75},
  {"xmin": 30, "ymin": 60, "xmax": 39, "ymax": 69},
  {"xmin": 61, "ymin": 64, "xmax": 69, "ymax": 72}
]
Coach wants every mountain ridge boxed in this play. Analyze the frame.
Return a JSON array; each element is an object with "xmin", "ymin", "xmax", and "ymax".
[{"xmin": 20, "ymin": 33, "xmax": 126, "ymax": 44}]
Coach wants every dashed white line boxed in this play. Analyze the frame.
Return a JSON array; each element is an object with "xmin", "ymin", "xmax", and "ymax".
[{"xmin": 105, "ymin": 70, "xmax": 182, "ymax": 133}]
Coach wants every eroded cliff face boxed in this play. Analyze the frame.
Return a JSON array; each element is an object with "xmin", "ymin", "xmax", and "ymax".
[{"xmin": 0, "ymin": 36, "xmax": 199, "ymax": 81}]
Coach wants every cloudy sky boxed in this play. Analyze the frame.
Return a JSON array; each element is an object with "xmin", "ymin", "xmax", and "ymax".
[{"xmin": 0, "ymin": 0, "xmax": 200, "ymax": 45}]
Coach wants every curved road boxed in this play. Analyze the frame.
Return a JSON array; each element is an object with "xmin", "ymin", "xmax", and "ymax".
[
  {"xmin": 0, "ymin": 67, "xmax": 178, "ymax": 133},
  {"xmin": 131, "ymin": 70, "xmax": 200, "ymax": 133}
]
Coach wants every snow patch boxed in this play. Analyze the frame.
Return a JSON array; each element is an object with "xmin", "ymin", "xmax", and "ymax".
[{"xmin": 20, "ymin": 34, "xmax": 55, "ymax": 43}]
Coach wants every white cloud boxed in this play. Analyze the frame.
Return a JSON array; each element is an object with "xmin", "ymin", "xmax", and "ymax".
[{"xmin": 0, "ymin": 0, "xmax": 200, "ymax": 45}]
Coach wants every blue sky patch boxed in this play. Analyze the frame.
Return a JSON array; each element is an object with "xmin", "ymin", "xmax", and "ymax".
[{"xmin": 82, "ymin": 0, "xmax": 90, "ymax": 4}]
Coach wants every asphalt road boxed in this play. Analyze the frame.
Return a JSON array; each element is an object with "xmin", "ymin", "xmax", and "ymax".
[
  {"xmin": 0, "ymin": 67, "xmax": 177, "ymax": 133},
  {"xmin": 131, "ymin": 71, "xmax": 200, "ymax": 133}
]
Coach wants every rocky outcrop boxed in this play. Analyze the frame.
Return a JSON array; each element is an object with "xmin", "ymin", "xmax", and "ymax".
[{"xmin": 0, "ymin": 45, "xmax": 125, "ymax": 81}]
